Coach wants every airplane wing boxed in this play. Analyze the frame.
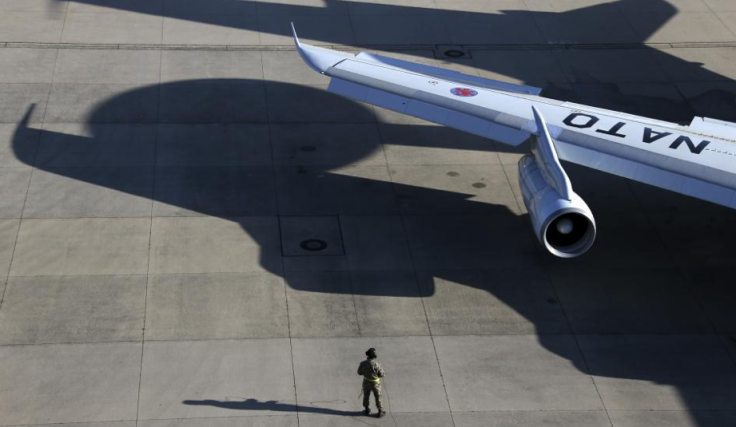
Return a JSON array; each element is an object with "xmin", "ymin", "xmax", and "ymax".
[{"xmin": 291, "ymin": 24, "xmax": 736, "ymax": 256}]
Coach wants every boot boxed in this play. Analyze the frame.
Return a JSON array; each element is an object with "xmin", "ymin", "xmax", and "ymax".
[
  {"xmin": 377, "ymin": 410, "xmax": 386, "ymax": 418},
  {"xmin": 363, "ymin": 408, "xmax": 371, "ymax": 416}
]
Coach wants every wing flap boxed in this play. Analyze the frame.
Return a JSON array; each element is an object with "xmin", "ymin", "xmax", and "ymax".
[
  {"xmin": 556, "ymin": 140, "xmax": 736, "ymax": 209},
  {"xmin": 687, "ymin": 116, "xmax": 736, "ymax": 142},
  {"xmin": 355, "ymin": 52, "xmax": 542, "ymax": 96},
  {"xmin": 327, "ymin": 77, "xmax": 530, "ymax": 146}
]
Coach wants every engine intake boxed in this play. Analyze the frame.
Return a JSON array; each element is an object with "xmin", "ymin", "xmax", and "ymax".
[{"xmin": 519, "ymin": 154, "xmax": 596, "ymax": 258}]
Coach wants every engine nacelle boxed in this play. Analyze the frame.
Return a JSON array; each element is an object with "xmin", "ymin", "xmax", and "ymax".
[{"xmin": 519, "ymin": 155, "xmax": 596, "ymax": 258}]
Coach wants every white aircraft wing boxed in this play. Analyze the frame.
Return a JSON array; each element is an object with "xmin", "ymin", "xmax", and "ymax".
[{"xmin": 291, "ymin": 24, "xmax": 736, "ymax": 256}]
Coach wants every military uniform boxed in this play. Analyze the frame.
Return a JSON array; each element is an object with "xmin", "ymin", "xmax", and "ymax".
[{"xmin": 357, "ymin": 358, "xmax": 385, "ymax": 414}]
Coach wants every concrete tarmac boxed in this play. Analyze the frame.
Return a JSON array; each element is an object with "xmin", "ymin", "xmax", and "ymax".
[{"xmin": 1, "ymin": 1, "xmax": 736, "ymax": 426}]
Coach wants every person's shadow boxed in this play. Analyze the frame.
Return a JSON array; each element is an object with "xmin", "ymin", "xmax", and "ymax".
[{"xmin": 183, "ymin": 398, "xmax": 359, "ymax": 416}]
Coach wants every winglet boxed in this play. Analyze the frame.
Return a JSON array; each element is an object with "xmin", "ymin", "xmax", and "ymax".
[
  {"xmin": 291, "ymin": 22, "xmax": 354, "ymax": 74},
  {"xmin": 531, "ymin": 106, "xmax": 573, "ymax": 201},
  {"xmin": 290, "ymin": 22, "xmax": 301, "ymax": 48}
]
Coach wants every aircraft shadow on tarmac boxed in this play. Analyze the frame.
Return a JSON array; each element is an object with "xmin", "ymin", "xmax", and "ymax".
[
  {"xmin": 12, "ymin": 77, "xmax": 736, "ymax": 425},
  {"xmin": 53, "ymin": 0, "xmax": 736, "ymax": 123},
  {"xmin": 17, "ymin": 0, "xmax": 736, "ymax": 423}
]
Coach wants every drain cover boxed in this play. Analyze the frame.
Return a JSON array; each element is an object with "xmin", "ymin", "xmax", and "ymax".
[
  {"xmin": 444, "ymin": 49, "xmax": 465, "ymax": 58},
  {"xmin": 300, "ymin": 239, "xmax": 328, "ymax": 252}
]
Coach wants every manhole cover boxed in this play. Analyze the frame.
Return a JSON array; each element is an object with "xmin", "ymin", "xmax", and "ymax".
[
  {"xmin": 300, "ymin": 239, "xmax": 328, "ymax": 252},
  {"xmin": 300, "ymin": 145, "xmax": 317, "ymax": 152},
  {"xmin": 444, "ymin": 49, "xmax": 465, "ymax": 58}
]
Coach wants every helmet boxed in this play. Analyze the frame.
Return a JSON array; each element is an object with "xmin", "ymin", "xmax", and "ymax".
[{"xmin": 366, "ymin": 348, "xmax": 377, "ymax": 359}]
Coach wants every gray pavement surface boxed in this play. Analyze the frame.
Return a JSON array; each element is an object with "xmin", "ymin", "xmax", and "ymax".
[{"xmin": 1, "ymin": 1, "xmax": 736, "ymax": 427}]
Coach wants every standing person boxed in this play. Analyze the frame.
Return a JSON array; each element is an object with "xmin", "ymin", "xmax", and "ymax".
[{"xmin": 357, "ymin": 348, "xmax": 386, "ymax": 417}]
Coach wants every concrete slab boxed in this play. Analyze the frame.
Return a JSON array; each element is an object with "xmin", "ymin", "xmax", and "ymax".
[
  {"xmin": 627, "ymin": 12, "xmax": 735, "ymax": 43},
  {"xmin": 280, "ymin": 215, "xmax": 345, "ymax": 256},
  {"xmin": 579, "ymin": 335, "xmax": 736, "ymax": 410},
  {"xmin": 390, "ymin": 164, "xmax": 520, "ymax": 214},
  {"xmin": 454, "ymin": 410, "xmax": 612, "ymax": 427},
  {"xmin": 650, "ymin": 212, "xmax": 736, "ymax": 270},
  {"xmin": 629, "ymin": 179, "xmax": 734, "ymax": 215},
  {"xmin": 162, "ymin": 0, "xmax": 255, "ymax": 15},
  {"xmin": 0, "ymin": 0, "xmax": 68, "ymax": 12},
  {"xmin": 650, "ymin": 47, "xmax": 736, "ymax": 83},
  {"xmin": 617, "ymin": 0, "xmax": 712, "ymax": 14},
  {"xmin": 282, "ymin": 254, "xmax": 348, "ymax": 273},
  {"xmin": 46, "ymin": 84, "xmax": 158, "ymax": 124},
  {"xmin": 0, "ymin": 123, "xmax": 40, "ymax": 168},
  {"xmin": 444, "ymin": 14, "xmax": 546, "ymax": 45},
  {"xmin": 351, "ymin": 15, "xmax": 451, "ymax": 45},
  {"xmin": 0, "ymin": 12, "xmax": 64, "ymax": 43},
  {"xmin": 549, "ymin": 267, "xmax": 712, "ymax": 334},
  {"xmin": 292, "ymin": 336, "xmax": 449, "ymax": 413},
  {"xmin": 379, "ymin": 124, "xmax": 500, "ymax": 165},
  {"xmin": 67, "ymin": 0, "xmax": 163, "ymax": 13},
  {"xmin": 0, "ymin": 83, "xmax": 49, "ymax": 123},
  {"xmin": 161, "ymin": 51, "xmax": 263, "ymax": 83},
  {"xmin": 274, "ymin": 165, "xmax": 397, "ymax": 215},
  {"xmin": 609, "ymin": 410, "xmax": 736, "ymax": 427},
  {"xmin": 299, "ymin": 412, "xmax": 452, "ymax": 427},
  {"xmin": 0, "ymin": 49, "xmax": 57, "ymax": 84},
  {"xmin": 258, "ymin": 16, "xmax": 355, "ymax": 45},
  {"xmin": 266, "ymin": 84, "xmax": 376, "ymax": 123},
  {"xmin": 141, "ymin": 417, "xmax": 297, "ymax": 427},
  {"xmin": 0, "ymin": 219, "xmax": 19, "ymax": 277},
  {"xmin": 0, "ymin": 167, "xmax": 31, "ymax": 218},
  {"xmin": 138, "ymin": 339, "xmax": 295, "ymax": 419},
  {"xmin": 0, "ymin": 342, "xmax": 141, "ymax": 425},
  {"xmin": 471, "ymin": 49, "xmax": 567, "ymax": 86},
  {"xmin": 676, "ymin": 81, "xmax": 736, "ymax": 121},
  {"xmin": 258, "ymin": 0, "xmax": 347, "ymax": 16},
  {"xmin": 340, "ymin": 215, "xmax": 412, "ymax": 271},
  {"xmin": 351, "ymin": 271, "xmax": 429, "ymax": 336},
  {"xmin": 434, "ymin": 335, "xmax": 603, "ymax": 411},
  {"xmin": 704, "ymin": 0, "xmax": 736, "ymax": 11},
  {"xmin": 149, "ymin": 216, "xmax": 282, "ymax": 274},
  {"xmin": 554, "ymin": 49, "xmax": 668, "ymax": 83},
  {"xmin": 261, "ymin": 50, "xmax": 330, "ymax": 85},
  {"xmin": 23, "ymin": 167, "xmax": 154, "ymax": 218},
  {"xmin": 270, "ymin": 123, "xmax": 385, "ymax": 166},
  {"xmin": 0, "ymin": 275, "xmax": 146, "ymax": 344},
  {"xmin": 162, "ymin": 15, "xmax": 260, "ymax": 45},
  {"xmin": 160, "ymin": 82, "xmax": 267, "ymax": 124},
  {"xmin": 689, "ymin": 268, "xmax": 736, "ymax": 333},
  {"xmin": 283, "ymin": 271, "xmax": 359, "ymax": 337},
  {"xmin": 402, "ymin": 214, "xmax": 541, "ymax": 270},
  {"xmin": 62, "ymin": 12, "xmax": 164, "ymax": 44},
  {"xmin": 37, "ymin": 124, "xmax": 157, "ymax": 167},
  {"xmin": 531, "ymin": 7, "xmax": 639, "ymax": 44},
  {"xmin": 157, "ymin": 124, "xmax": 272, "ymax": 166},
  {"xmin": 54, "ymin": 49, "xmax": 161, "ymax": 85},
  {"xmin": 145, "ymin": 272, "xmax": 289, "ymax": 340},
  {"xmin": 434, "ymin": 0, "xmax": 525, "ymax": 14},
  {"xmin": 417, "ymin": 269, "xmax": 569, "ymax": 335},
  {"xmin": 152, "ymin": 166, "xmax": 277, "ymax": 216},
  {"xmin": 10, "ymin": 218, "xmax": 150, "ymax": 276}
]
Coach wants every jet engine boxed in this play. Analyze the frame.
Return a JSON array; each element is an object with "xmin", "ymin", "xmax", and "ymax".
[
  {"xmin": 517, "ymin": 107, "xmax": 596, "ymax": 258},
  {"xmin": 518, "ymin": 154, "xmax": 596, "ymax": 258}
]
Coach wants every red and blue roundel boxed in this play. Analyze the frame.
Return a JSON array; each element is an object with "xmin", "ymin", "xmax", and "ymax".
[{"xmin": 451, "ymin": 87, "xmax": 478, "ymax": 97}]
